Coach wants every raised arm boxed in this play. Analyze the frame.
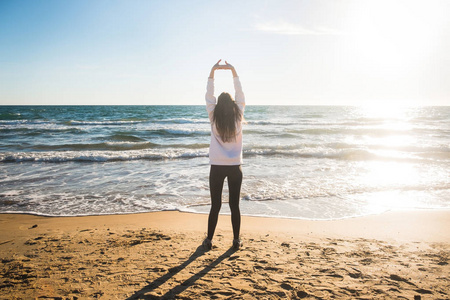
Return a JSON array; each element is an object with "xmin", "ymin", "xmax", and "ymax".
[
  {"xmin": 222, "ymin": 61, "xmax": 245, "ymax": 111},
  {"xmin": 206, "ymin": 60, "xmax": 221, "ymax": 120},
  {"xmin": 209, "ymin": 59, "xmax": 222, "ymax": 79}
]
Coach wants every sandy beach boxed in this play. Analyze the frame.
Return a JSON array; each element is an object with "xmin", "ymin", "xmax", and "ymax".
[{"xmin": 0, "ymin": 210, "xmax": 449, "ymax": 299}]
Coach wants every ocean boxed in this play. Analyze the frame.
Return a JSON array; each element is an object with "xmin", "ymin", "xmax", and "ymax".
[{"xmin": 1, "ymin": 105, "xmax": 449, "ymax": 220}]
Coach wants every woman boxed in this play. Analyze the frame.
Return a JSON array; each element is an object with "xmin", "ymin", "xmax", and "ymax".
[{"xmin": 203, "ymin": 59, "xmax": 245, "ymax": 251}]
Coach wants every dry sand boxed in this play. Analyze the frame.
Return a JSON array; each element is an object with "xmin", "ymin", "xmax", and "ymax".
[{"xmin": 0, "ymin": 210, "xmax": 449, "ymax": 299}]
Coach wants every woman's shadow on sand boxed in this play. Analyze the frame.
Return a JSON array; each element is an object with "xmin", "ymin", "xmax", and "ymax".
[{"xmin": 126, "ymin": 246, "xmax": 237, "ymax": 299}]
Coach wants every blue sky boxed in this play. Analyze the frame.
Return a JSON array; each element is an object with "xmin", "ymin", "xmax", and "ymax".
[{"xmin": 1, "ymin": 0, "xmax": 449, "ymax": 106}]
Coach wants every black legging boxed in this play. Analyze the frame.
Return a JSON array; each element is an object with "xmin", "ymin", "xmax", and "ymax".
[{"xmin": 207, "ymin": 165, "xmax": 242, "ymax": 241}]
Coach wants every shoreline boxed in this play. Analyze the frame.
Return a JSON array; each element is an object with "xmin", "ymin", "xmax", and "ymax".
[
  {"xmin": 1, "ymin": 208, "xmax": 449, "ymax": 242},
  {"xmin": 1, "ymin": 210, "xmax": 449, "ymax": 299},
  {"xmin": 2, "ymin": 206, "xmax": 450, "ymax": 220}
]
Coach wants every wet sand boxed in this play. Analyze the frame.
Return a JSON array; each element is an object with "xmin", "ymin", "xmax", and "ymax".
[{"xmin": 0, "ymin": 210, "xmax": 449, "ymax": 299}]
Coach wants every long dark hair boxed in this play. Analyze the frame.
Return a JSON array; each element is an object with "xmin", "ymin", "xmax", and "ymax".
[{"xmin": 213, "ymin": 92, "xmax": 242, "ymax": 143}]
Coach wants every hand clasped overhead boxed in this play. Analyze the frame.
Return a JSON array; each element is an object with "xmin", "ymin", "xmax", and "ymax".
[{"xmin": 210, "ymin": 59, "xmax": 238, "ymax": 78}]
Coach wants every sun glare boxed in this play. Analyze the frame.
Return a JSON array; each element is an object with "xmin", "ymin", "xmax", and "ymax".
[
  {"xmin": 347, "ymin": 1, "xmax": 445, "ymax": 77},
  {"xmin": 360, "ymin": 162, "xmax": 421, "ymax": 211},
  {"xmin": 362, "ymin": 162, "xmax": 418, "ymax": 186},
  {"xmin": 357, "ymin": 105, "xmax": 416, "ymax": 152},
  {"xmin": 353, "ymin": 102, "xmax": 424, "ymax": 212},
  {"xmin": 359, "ymin": 104, "xmax": 408, "ymax": 119}
]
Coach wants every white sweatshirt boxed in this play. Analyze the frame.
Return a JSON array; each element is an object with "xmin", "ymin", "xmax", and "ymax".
[{"xmin": 205, "ymin": 77, "xmax": 245, "ymax": 165}]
